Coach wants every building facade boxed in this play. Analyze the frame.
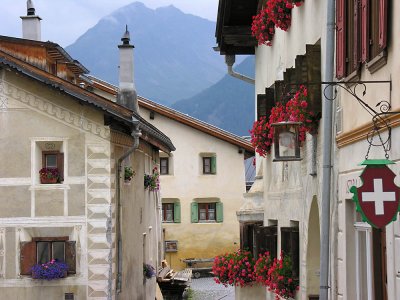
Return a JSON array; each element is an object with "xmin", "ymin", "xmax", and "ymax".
[
  {"xmin": 0, "ymin": 3, "xmax": 174, "ymax": 299},
  {"xmin": 216, "ymin": 0, "xmax": 399, "ymax": 299}
]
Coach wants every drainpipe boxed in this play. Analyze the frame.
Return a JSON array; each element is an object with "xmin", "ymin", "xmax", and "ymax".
[
  {"xmin": 116, "ymin": 119, "xmax": 141, "ymax": 296},
  {"xmin": 319, "ymin": 0, "xmax": 335, "ymax": 299},
  {"xmin": 225, "ymin": 55, "xmax": 255, "ymax": 85}
]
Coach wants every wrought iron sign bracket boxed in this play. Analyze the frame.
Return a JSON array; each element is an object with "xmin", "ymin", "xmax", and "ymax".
[{"xmin": 321, "ymin": 80, "xmax": 395, "ymax": 159}]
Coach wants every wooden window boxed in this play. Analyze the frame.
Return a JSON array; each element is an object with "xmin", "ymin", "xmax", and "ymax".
[
  {"xmin": 281, "ymin": 227, "xmax": 299, "ymax": 278},
  {"xmin": 42, "ymin": 151, "xmax": 64, "ymax": 182},
  {"xmin": 191, "ymin": 202, "xmax": 223, "ymax": 223},
  {"xmin": 336, "ymin": 0, "xmax": 388, "ymax": 78},
  {"xmin": 162, "ymin": 203, "xmax": 181, "ymax": 223},
  {"xmin": 160, "ymin": 157, "xmax": 169, "ymax": 175},
  {"xmin": 203, "ymin": 156, "xmax": 216, "ymax": 174},
  {"xmin": 255, "ymin": 225, "xmax": 278, "ymax": 259},
  {"xmin": 20, "ymin": 237, "xmax": 76, "ymax": 276}
]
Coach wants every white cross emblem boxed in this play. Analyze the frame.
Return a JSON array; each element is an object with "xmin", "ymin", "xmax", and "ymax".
[{"xmin": 362, "ymin": 178, "xmax": 396, "ymax": 215}]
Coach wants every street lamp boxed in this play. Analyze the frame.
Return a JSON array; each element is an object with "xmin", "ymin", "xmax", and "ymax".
[{"xmin": 270, "ymin": 121, "xmax": 302, "ymax": 162}]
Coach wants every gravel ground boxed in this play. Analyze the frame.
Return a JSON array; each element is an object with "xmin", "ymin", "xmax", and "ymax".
[{"xmin": 190, "ymin": 277, "xmax": 235, "ymax": 300}]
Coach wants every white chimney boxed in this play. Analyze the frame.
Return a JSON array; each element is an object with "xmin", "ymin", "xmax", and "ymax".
[
  {"xmin": 20, "ymin": 0, "xmax": 42, "ymax": 41},
  {"xmin": 117, "ymin": 25, "xmax": 139, "ymax": 113}
]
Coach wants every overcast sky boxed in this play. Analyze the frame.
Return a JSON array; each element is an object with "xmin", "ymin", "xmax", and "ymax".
[{"xmin": 0, "ymin": 0, "xmax": 219, "ymax": 47}]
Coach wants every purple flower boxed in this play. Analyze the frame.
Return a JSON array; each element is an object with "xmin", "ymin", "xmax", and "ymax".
[{"xmin": 31, "ymin": 260, "xmax": 69, "ymax": 280}]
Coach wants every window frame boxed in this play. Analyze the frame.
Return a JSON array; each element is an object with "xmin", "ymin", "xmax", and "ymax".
[
  {"xmin": 20, "ymin": 237, "xmax": 76, "ymax": 276},
  {"xmin": 202, "ymin": 156, "xmax": 216, "ymax": 175},
  {"xmin": 41, "ymin": 150, "xmax": 64, "ymax": 183},
  {"xmin": 198, "ymin": 202, "xmax": 216, "ymax": 222},
  {"xmin": 162, "ymin": 203, "xmax": 174, "ymax": 223},
  {"xmin": 160, "ymin": 157, "xmax": 169, "ymax": 175}
]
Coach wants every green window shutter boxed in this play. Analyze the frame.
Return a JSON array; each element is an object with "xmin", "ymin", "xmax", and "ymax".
[
  {"xmin": 210, "ymin": 156, "xmax": 217, "ymax": 174},
  {"xmin": 191, "ymin": 202, "xmax": 198, "ymax": 223},
  {"xmin": 174, "ymin": 202, "xmax": 181, "ymax": 223},
  {"xmin": 216, "ymin": 202, "xmax": 223, "ymax": 223}
]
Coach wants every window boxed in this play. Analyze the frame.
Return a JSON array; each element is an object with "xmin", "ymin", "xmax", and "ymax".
[
  {"xmin": 191, "ymin": 202, "xmax": 223, "ymax": 223},
  {"xmin": 160, "ymin": 157, "xmax": 169, "ymax": 175},
  {"xmin": 255, "ymin": 225, "xmax": 278, "ymax": 259},
  {"xmin": 336, "ymin": 0, "xmax": 388, "ymax": 78},
  {"xmin": 42, "ymin": 150, "xmax": 64, "ymax": 183},
  {"xmin": 281, "ymin": 227, "xmax": 299, "ymax": 278},
  {"xmin": 199, "ymin": 203, "xmax": 216, "ymax": 221},
  {"xmin": 202, "ymin": 156, "xmax": 216, "ymax": 174},
  {"xmin": 162, "ymin": 202, "xmax": 181, "ymax": 223},
  {"xmin": 20, "ymin": 237, "xmax": 76, "ymax": 276}
]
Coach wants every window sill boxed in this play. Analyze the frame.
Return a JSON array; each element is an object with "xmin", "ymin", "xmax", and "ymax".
[
  {"xmin": 366, "ymin": 50, "xmax": 387, "ymax": 74},
  {"xmin": 30, "ymin": 183, "xmax": 70, "ymax": 191},
  {"xmin": 198, "ymin": 221, "xmax": 219, "ymax": 224}
]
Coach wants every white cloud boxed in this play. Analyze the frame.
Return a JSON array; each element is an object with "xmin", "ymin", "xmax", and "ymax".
[{"xmin": 0, "ymin": 0, "xmax": 218, "ymax": 46}]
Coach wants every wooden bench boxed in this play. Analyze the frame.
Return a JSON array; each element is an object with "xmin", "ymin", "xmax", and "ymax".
[{"xmin": 182, "ymin": 258, "xmax": 214, "ymax": 278}]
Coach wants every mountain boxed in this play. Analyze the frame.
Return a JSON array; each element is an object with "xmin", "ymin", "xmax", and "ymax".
[
  {"xmin": 66, "ymin": 2, "xmax": 226, "ymax": 105},
  {"xmin": 172, "ymin": 56, "xmax": 255, "ymax": 136}
]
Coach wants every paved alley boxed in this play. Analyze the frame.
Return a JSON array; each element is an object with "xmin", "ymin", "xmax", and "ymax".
[{"xmin": 190, "ymin": 277, "xmax": 235, "ymax": 300}]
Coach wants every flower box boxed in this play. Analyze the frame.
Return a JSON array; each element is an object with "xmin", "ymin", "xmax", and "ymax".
[
  {"xmin": 31, "ymin": 260, "xmax": 68, "ymax": 280},
  {"xmin": 39, "ymin": 167, "xmax": 61, "ymax": 184}
]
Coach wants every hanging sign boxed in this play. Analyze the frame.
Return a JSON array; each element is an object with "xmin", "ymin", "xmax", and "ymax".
[{"xmin": 350, "ymin": 159, "xmax": 400, "ymax": 228}]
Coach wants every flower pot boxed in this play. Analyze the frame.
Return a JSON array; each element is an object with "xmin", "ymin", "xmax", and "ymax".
[
  {"xmin": 40, "ymin": 177, "xmax": 57, "ymax": 184},
  {"xmin": 235, "ymin": 283, "xmax": 266, "ymax": 300}
]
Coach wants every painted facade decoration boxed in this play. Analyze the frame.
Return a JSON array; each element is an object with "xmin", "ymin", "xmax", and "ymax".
[{"xmin": 0, "ymin": 2, "xmax": 174, "ymax": 299}]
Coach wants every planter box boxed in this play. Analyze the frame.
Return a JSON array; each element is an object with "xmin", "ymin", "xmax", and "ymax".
[
  {"xmin": 235, "ymin": 283, "xmax": 266, "ymax": 300},
  {"xmin": 40, "ymin": 177, "xmax": 58, "ymax": 184}
]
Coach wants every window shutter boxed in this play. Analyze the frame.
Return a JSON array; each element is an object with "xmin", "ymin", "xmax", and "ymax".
[
  {"xmin": 353, "ymin": 0, "xmax": 360, "ymax": 70},
  {"xmin": 65, "ymin": 241, "xmax": 76, "ymax": 274},
  {"xmin": 210, "ymin": 157, "xmax": 217, "ymax": 174},
  {"xmin": 336, "ymin": 0, "xmax": 346, "ymax": 79},
  {"xmin": 255, "ymin": 226, "xmax": 277, "ymax": 259},
  {"xmin": 291, "ymin": 228, "xmax": 300, "ymax": 278},
  {"xmin": 257, "ymin": 94, "xmax": 268, "ymax": 120},
  {"xmin": 378, "ymin": 0, "xmax": 387, "ymax": 49},
  {"xmin": 191, "ymin": 202, "xmax": 198, "ymax": 223},
  {"xmin": 57, "ymin": 153, "xmax": 64, "ymax": 182},
  {"xmin": 240, "ymin": 223, "xmax": 246, "ymax": 250},
  {"xmin": 361, "ymin": 0, "xmax": 369, "ymax": 62},
  {"xmin": 174, "ymin": 202, "xmax": 181, "ymax": 223},
  {"xmin": 281, "ymin": 227, "xmax": 292, "ymax": 256},
  {"xmin": 216, "ymin": 202, "xmax": 223, "ymax": 223},
  {"xmin": 20, "ymin": 241, "xmax": 36, "ymax": 275}
]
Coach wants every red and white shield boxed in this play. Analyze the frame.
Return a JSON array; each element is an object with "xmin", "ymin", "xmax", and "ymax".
[{"xmin": 354, "ymin": 165, "xmax": 400, "ymax": 228}]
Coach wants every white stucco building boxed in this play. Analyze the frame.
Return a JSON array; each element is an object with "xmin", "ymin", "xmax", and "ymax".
[{"xmin": 216, "ymin": 0, "xmax": 400, "ymax": 299}]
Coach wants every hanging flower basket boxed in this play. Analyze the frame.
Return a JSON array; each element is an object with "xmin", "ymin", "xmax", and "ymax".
[
  {"xmin": 124, "ymin": 166, "xmax": 135, "ymax": 182},
  {"xmin": 144, "ymin": 167, "xmax": 160, "ymax": 191},
  {"xmin": 31, "ymin": 259, "xmax": 68, "ymax": 280}
]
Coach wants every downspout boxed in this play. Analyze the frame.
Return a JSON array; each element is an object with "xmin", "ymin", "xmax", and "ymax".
[
  {"xmin": 319, "ymin": 0, "xmax": 335, "ymax": 299},
  {"xmin": 116, "ymin": 119, "xmax": 141, "ymax": 296},
  {"xmin": 225, "ymin": 55, "xmax": 255, "ymax": 85}
]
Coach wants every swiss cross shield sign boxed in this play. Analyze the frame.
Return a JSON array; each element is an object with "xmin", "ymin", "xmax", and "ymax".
[{"xmin": 350, "ymin": 159, "xmax": 400, "ymax": 228}]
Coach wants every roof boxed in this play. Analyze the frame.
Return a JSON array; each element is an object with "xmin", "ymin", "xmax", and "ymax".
[
  {"xmin": 0, "ymin": 49, "xmax": 175, "ymax": 153},
  {"xmin": 215, "ymin": 0, "xmax": 258, "ymax": 55},
  {"xmin": 87, "ymin": 75, "xmax": 254, "ymax": 158},
  {"xmin": 0, "ymin": 35, "xmax": 89, "ymax": 74}
]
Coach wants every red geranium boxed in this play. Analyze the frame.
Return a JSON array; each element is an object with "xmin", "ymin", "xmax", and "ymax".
[{"xmin": 250, "ymin": 86, "xmax": 318, "ymax": 157}]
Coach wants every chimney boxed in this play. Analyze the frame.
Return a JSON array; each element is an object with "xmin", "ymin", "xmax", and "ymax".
[
  {"xmin": 117, "ymin": 25, "xmax": 139, "ymax": 113},
  {"xmin": 20, "ymin": 0, "xmax": 42, "ymax": 41}
]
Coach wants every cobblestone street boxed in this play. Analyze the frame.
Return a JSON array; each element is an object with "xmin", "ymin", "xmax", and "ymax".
[{"xmin": 190, "ymin": 277, "xmax": 235, "ymax": 300}]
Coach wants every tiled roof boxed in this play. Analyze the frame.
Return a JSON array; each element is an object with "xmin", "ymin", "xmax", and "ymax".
[{"xmin": 88, "ymin": 75, "xmax": 254, "ymax": 158}]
